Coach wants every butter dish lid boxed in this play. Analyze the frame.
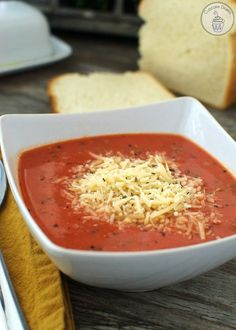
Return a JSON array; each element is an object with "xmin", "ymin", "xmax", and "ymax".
[{"xmin": 0, "ymin": 1, "xmax": 72, "ymax": 74}]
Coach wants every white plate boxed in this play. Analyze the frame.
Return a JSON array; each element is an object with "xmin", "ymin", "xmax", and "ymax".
[
  {"xmin": 0, "ymin": 36, "xmax": 72, "ymax": 75},
  {"xmin": 1, "ymin": 97, "xmax": 236, "ymax": 292}
]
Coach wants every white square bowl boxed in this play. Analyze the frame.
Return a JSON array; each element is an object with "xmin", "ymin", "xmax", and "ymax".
[{"xmin": 1, "ymin": 97, "xmax": 236, "ymax": 291}]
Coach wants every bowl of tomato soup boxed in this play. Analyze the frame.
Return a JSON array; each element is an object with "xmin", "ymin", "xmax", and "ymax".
[{"xmin": 1, "ymin": 97, "xmax": 236, "ymax": 291}]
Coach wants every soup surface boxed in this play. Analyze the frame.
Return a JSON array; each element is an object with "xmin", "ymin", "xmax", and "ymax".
[{"xmin": 18, "ymin": 134, "xmax": 236, "ymax": 251}]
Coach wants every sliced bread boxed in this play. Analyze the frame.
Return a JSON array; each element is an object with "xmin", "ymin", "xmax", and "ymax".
[
  {"xmin": 139, "ymin": 0, "xmax": 236, "ymax": 109},
  {"xmin": 48, "ymin": 71, "xmax": 174, "ymax": 113}
]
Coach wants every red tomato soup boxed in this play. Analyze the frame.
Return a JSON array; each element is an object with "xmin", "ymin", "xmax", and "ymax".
[{"xmin": 18, "ymin": 134, "xmax": 236, "ymax": 251}]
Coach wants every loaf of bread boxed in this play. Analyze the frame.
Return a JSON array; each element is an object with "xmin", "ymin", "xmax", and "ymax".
[
  {"xmin": 139, "ymin": 0, "xmax": 236, "ymax": 109},
  {"xmin": 48, "ymin": 71, "xmax": 174, "ymax": 113}
]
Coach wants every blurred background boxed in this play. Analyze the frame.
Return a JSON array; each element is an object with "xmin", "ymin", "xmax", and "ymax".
[{"xmin": 24, "ymin": 0, "xmax": 141, "ymax": 37}]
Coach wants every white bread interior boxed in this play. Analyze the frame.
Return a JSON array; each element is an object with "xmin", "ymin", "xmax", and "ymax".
[
  {"xmin": 139, "ymin": 0, "xmax": 236, "ymax": 109},
  {"xmin": 48, "ymin": 71, "xmax": 174, "ymax": 113}
]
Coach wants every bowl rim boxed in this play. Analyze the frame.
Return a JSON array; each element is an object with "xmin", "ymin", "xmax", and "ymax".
[{"xmin": 1, "ymin": 96, "xmax": 236, "ymax": 258}]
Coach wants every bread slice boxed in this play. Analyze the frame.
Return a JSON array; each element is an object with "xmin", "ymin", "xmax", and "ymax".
[
  {"xmin": 139, "ymin": 0, "xmax": 236, "ymax": 109},
  {"xmin": 48, "ymin": 71, "xmax": 174, "ymax": 113}
]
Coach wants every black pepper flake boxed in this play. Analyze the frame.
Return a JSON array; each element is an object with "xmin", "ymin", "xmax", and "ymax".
[
  {"xmin": 57, "ymin": 145, "xmax": 62, "ymax": 149},
  {"xmin": 223, "ymin": 170, "xmax": 227, "ymax": 173},
  {"xmin": 89, "ymin": 245, "xmax": 103, "ymax": 251},
  {"xmin": 53, "ymin": 223, "xmax": 59, "ymax": 228}
]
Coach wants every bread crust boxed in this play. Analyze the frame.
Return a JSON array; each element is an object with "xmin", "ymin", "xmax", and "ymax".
[
  {"xmin": 138, "ymin": 0, "xmax": 145, "ymax": 15},
  {"xmin": 48, "ymin": 74, "xmax": 77, "ymax": 113},
  {"xmin": 217, "ymin": 0, "xmax": 236, "ymax": 109},
  {"xmin": 47, "ymin": 75, "xmax": 61, "ymax": 113},
  {"xmin": 47, "ymin": 71, "xmax": 175, "ymax": 113}
]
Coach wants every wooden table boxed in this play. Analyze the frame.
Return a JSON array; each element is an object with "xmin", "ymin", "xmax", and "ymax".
[{"xmin": 1, "ymin": 32, "xmax": 236, "ymax": 330}]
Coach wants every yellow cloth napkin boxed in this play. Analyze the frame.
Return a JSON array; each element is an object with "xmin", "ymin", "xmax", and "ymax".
[{"xmin": 0, "ymin": 184, "xmax": 75, "ymax": 329}]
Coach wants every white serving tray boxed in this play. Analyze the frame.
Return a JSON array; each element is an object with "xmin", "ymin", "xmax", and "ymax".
[{"xmin": 0, "ymin": 36, "xmax": 72, "ymax": 75}]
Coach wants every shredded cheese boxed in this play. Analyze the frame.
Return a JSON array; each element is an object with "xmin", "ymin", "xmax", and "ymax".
[
  {"xmin": 62, "ymin": 153, "xmax": 221, "ymax": 240},
  {"xmin": 71, "ymin": 154, "xmax": 195, "ymax": 221}
]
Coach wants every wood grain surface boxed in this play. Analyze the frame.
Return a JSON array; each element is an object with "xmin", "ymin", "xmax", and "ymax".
[{"xmin": 0, "ymin": 32, "xmax": 236, "ymax": 330}]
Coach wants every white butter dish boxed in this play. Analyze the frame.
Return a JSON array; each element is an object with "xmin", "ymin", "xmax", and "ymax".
[{"xmin": 0, "ymin": 1, "xmax": 72, "ymax": 74}]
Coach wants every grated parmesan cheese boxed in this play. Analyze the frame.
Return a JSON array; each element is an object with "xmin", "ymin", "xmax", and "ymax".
[
  {"xmin": 63, "ymin": 153, "xmax": 221, "ymax": 240},
  {"xmin": 70, "ymin": 154, "xmax": 192, "ymax": 222}
]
